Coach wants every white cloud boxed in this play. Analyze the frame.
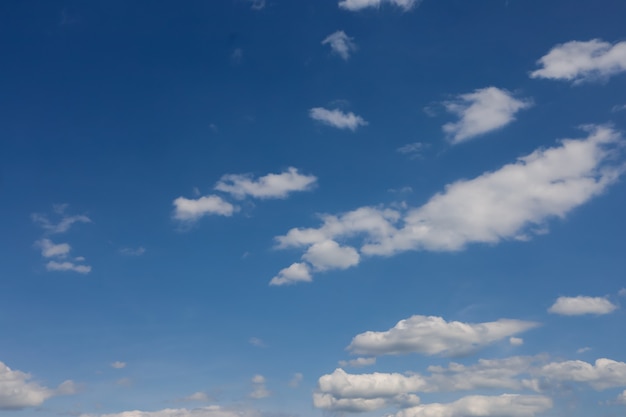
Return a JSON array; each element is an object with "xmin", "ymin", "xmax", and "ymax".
[
  {"xmin": 269, "ymin": 262, "xmax": 312, "ymax": 286},
  {"xmin": 248, "ymin": 0, "xmax": 265, "ymax": 10},
  {"xmin": 338, "ymin": 357, "xmax": 377, "ymax": 368},
  {"xmin": 509, "ymin": 337, "xmax": 524, "ymax": 346},
  {"xmin": 289, "ymin": 373, "xmax": 303, "ymax": 388},
  {"xmin": 309, "ymin": 107, "xmax": 368, "ymax": 131},
  {"xmin": 302, "ymin": 240, "xmax": 360, "ymax": 271},
  {"xmin": 442, "ymin": 87, "xmax": 532, "ymax": 143},
  {"xmin": 539, "ymin": 358, "xmax": 626, "ymax": 390},
  {"xmin": 0, "ymin": 361, "xmax": 74, "ymax": 410},
  {"xmin": 617, "ymin": 390, "xmax": 626, "ymax": 405},
  {"xmin": 397, "ymin": 142, "xmax": 429, "ymax": 159},
  {"xmin": 618, "ymin": 288, "xmax": 626, "ymax": 297},
  {"xmin": 81, "ymin": 406, "xmax": 254, "ymax": 417},
  {"xmin": 577, "ymin": 347, "xmax": 592, "ymax": 354},
  {"xmin": 250, "ymin": 375, "xmax": 270, "ymax": 399},
  {"xmin": 548, "ymin": 296, "xmax": 618, "ymax": 316},
  {"xmin": 347, "ymin": 315, "xmax": 539, "ymax": 357},
  {"xmin": 249, "ymin": 337, "xmax": 266, "ymax": 348},
  {"xmin": 111, "ymin": 361, "xmax": 126, "ymax": 369},
  {"xmin": 392, "ymin": 394, "xmax": 552, "ymax": 417},
  {"xmin": 181, "ymin": 392, "xmax": 211, "ymax": 402},
  {"xmin": 530, "ymin": 39, "xmax": 626, "ymax": 83},
  {"xmin": 32, "ymin": 211, "xmax": 91, "ymax": 234},
  {"xmin": 338, "ymin": 0, "xmax": 422, "ymax": 12},
  {"xmin": 272, "ymin": 125, "xmax": 624, "ymax": 284},
  {"xmin": 36, "ymin": 238, "xmax": 70, "ymax": 258},
  {"xmin": 119, "ymin": 246, "xmax": 146, "ymax": 256},
  {"xmin": 612, "ymin": 104, "xmax": 626, "ymax": 113},
  {"xmin": 46, "ymin": 261, "xmax": 91, "ymax": 274},
  {"xmin": 322, "ymin": 31, "xmax": 357, "ymax": 60},
  {"xmin": 215, "ymin": 167, "xmax": 317, "ymax": 199},
  {"xmin": 173, "ymin": 195, "xmax": 237, "ymax": 221}
]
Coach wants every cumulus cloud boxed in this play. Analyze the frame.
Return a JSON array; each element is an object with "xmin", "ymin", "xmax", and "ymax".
[
  {"xmin": 309, "ymin": 107, "xmax": 368, "ymax": 131},
  {"xmin": 0, "ymin": 361, "xmax": 75, "ymax": 410},
  {"xmin": 46, "ymin": 261, "xmax": 91, "ymax": 274},
  {"xmin": 250, "ymin": 375, "xmax": 270, "ymax": 399},
  {"xmin": 442, "ymin": 87, "xmax": 532, "ymax": 143},
  {"xmin": 391, "ymin": 394, "xmax": 552, "ymax": 417},
  {"xmin": 338, "ymin": 357, "xmax": 377, "ymax": 368},
  {"xmin": 269, "ymin": 262, "xmax": 312, "ymax": 286},
  {"xmin": 322, "ymin": 31, "xmax": 357, "ymax": 60},
  {"xmin": 80, "ymin": 406, "xmax": 254, "ymax": 417},
  {"xmin": 173, "ymin": 195, "xmax": 237, "ymax": 222},
  {"xmin": 35, "ymin": 238, "xmax": 70, "ymax": 258},
  {"xmin": 338, "ymin": 0, "xmax": 422, "ymax": 12},
  {"xmin": 302, "ymin": 240, "xmax": 360, "ymax": 271},
  {"xmin": 548, "ymin": 296, "xmax": 618, "ymax": 316},
  {"xmin": 215, "ymin": 167, "xmax": 317, "ymax": 199},
  {"xmin": 530, "ymin": 39, "xmax": 626, "ymax": 83},
  {"xmin": 272, "ymin": 125, "xmax": 625, "ymax": 284},
  {"xmin": 539, "ymin": 358, "xmax": 626, "ymax": 390},
  {"xmin": 347, "ymin": 315, "xmax": 539, "ymax": 357},
  {"xmin": 618, "ymin": 390, "xmax": 626, "ymax": 405}
]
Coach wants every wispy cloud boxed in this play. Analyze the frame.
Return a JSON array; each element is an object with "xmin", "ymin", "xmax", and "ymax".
[
  {"xmin": 397, "ymin": 142, "xmax": 429, "ymax": 159},
  {"xmin": 531, "ymin": 39, "xmax": 626, "ymax": 84},
  {"xmin": 110, "ymin": 361, "xmax": 126, "ymax": 369},
  {"xmin": 289, "ymin": 373, "xmax": 303, "ymax": 388},
  {"xmin": 338, "ymin": 357, "xmax": 376, "ymax": 368},
  {"xmin": 272, "ymin": 125, "xmax": 624, "ymax": 284},
  {"xmin": 35, "ymin": 239, "xmax": 71, "ymax": 258},
  {"xmin": 548, "ymin": 296, "xmax": 618, "ymax": 316},
  {"xmin": 339, "ymin": 0, "xmax": 422, "ymax": 12},
  {"xmin": 442, "ymin": 87, "xmax": 532, "ymax": 143},
  {"xmin": 248, "ymin": 0, "xmax": 265, "ymax": 10},
  {"xmin": 249, "ymin": 337, "xmax": 267, "ymax": 348},
  {"xmin": 215, "ymin": 167, "xmax": 317, "ymax": 199},
  {"xmin": 46, "ymin": 261, "xmax": 91, "ymax": 274},
  {"xmin": 309, "ymin": 107, "xmax": 368, "ymax": 131},
  {"xmin": 250, "ymin": 375, "xmax": 270, "ymax": 399},
  {"xmin": 322, "ymin": 31, "xmax": 357, "ymax": 60}
]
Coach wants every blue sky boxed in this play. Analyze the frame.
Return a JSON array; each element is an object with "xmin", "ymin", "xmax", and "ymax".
[{"xmin": 1, "ymin": 0, "xmax": 626, "ymax": 416}]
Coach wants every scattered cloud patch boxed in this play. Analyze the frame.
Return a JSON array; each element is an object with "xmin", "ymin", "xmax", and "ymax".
[
  {"xmin": 612, "ymin": 104, "xmax": 626, "ymax": 113},
  {"xmin": 80, "ymin": 405, "xmax": 254, "ymax": 417},
  {"xmin": 119, "ymin": 246, "xmax": 146, "ymax": 256},
  {"xmin": 250, "ymin": 375, "xmax": 270, "ymax": 399},
  {"xmin": 111, "ymin": 361, "xmax": 126, "ymax": 369},
  {"xmin": 577, "ymin": 347, "xmax": 592, "ymax": 354},
  {"xmin": 302, "ymin": 240, "xmax": 360, "ymax": 271},
  {"xmin": 173, "ymin": 195, "xmax": 238, "ymax": 222},
  {"xmin": 248, "ymin": 0, "xmax": 265, "ymax": 10},
  {"xmin": 269, "ymin": 262, "xmax": 312, "ymax": 286},
  {"xmin": 397, "ymin": 142, "xmax": 429, "ymax": 159},
  {"xmin": 338, "ymin": 0, "xmax": 422, "ymax": 12},
  {"xmin": 215, "ymin": 168, "xmax": 317, "ymax": 199},
  {"xmin": 249, "ymin": 337, "xmax": 266, "ymax": 348},
  {"xmin": 347, "ymin": 315, "xmax": 539, "ymax": 357},
  {"xmin": 272, "ymin": 125, "xmax": 625, "ymax": 283},
  {"xmin": 322, "ymin": 31, "xmax": 357, "ymax": 60},
  {"xmin": 618, "ymin": 288, "xmax": 626, "ymax": 297},
  {"xmin": 32, "ymin": 207, "xmax": 91, "ymax": 234},
  {"xmin": 309, "ymin": 107, "xmax": 367, "ymax": 131},
  {"xmin": 46, "ymin": 261, "xmax": 91, "ymax": 274},
  {"xmin": 540, "ymin": 358, "xmax": 626, "ymax": 390},
  {"xmin": 181, "ymin": 392, "xmax": 211, "ymax": 402},
  {"xmin": 618, "ymin": 390, "xmax": 626, "ymax": 405},
  {"xmin": 338, "ymin": 357, "xmax": 377, "ymax": 368},
  {"xmin": 0, "ymin": 361, "xmax": 75, "ymax": 410},
  {"xmin": 289, "ymin": 373, "xmax": 303, "ymax": 388},
  {"xmin": 530, "ymin": 39, "xmax": 626, "ymax": 84},
  {"xmin": 36, "ymin": 239, "xmax": 70, "ymax": 258},
  {"xmin": 548, "ymin": 296, "xmax": 618, "ymax": 316},
  {"xmin": 442, "ymin": 87, "xmax": 532, "ymax": 143},
  {"xmin": 509, "ymin": 337, "xmax": 524, "ymax": 346}
]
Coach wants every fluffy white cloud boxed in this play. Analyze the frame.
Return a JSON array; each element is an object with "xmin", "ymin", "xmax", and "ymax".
[
  {"xmin": 302, "ymin": 240, "xmax": 360, "ymax": 271},
  {"xmin": 46, "ymin": 260, "xmax": 91, "ymax": 274},
  {"xmin": 338, "ymin": 0, "xmax": 422, "ymax": 12},
  {"xmin": 269, "ymin": 262, "xmax": 312, "ymax": 286},
  {"xmin": 347, "ymin": 315, "xmax": 539, "ymax": 357},
  {"xmin": 510, "ymin": 337, "xmax": 524, "ymax": 346},
  {"xmin": 539, "ymin": 358, "xmax": 626, "ymax": 390},
  {"xmin": 530, "ymin": 39, "xmax": 626, "ymax": 83},
  {"xmin": 272, "ymin": 125, "xmax": 624, "ymax": 283},
  {"xmin": 173, "ymin": 195, "xmax": 237, "ymax": 221},
  {"xmin": 250, "ymin": 375, "xmax": 270, "ymax": 399},
  {"xmin": 617, "ymin": 390, "xmax": 626, "ymax": 405},
  {"xmin": 309, "ymin": 107, "xmax": 368, "ymax": 131},
  {"xmin": 392, "ymin": 394, "xmax": 552, "ymax": 417},
  {"xmin": 215, "ymin": 167, "xmax": 317, "ymax": 199},
  {"xmin": 442, "ymin": 87, "xmax": 532, "ymax": 143},
  {"xmin": 322, "ymin": 31, "xmax": 356, "ymax": 60},
  {"xmin": 0, "ymin": 361, "xmax": 74, "ymax": 410},
  {"xmin": 548, "ymin": 296, "xmax": 618, "ymax": 315},
  {"xmin": 339, "ymin": 357, "xmax": 377, "ymax": 368},
  {"xmin": 81, "ymin": 406, "xmax": 253, "ymax": 417},
  {"xmin": 36, "ymin": 238, "xmax": 70, "ymax": 258}
]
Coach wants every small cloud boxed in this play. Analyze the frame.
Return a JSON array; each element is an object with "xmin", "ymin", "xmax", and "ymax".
[
  {"xmin": 215, "ymin": 167, "xmax": 317, "ymax": 200},
  {"xmin": 172, "ymin": 195, "xmax": 238, "ymax": 222},
  {"xmin": 288, "ymin": 373, "xmax": 303, "ymax": 388},
  {"xmin": 32, "ymin": 207, "xmax": 91, "ymax": 234},
  {"xmin": 309, "ymin": 107, "xmax": 367, "ymax": 131},
  {"xmin": 119, "ymin": 246, "xmax": 146, "ymax": 256},
  {"xmin": 46, "ymin": 261, "xmax": 91, "ymax": 274},
  {"xmin": 548, "ymin": 295, "xmax": 618, "ymax": 316},
  {"xmin": 111, "ymin": 361, "xmax": 126, "ymax": 369},
  {"xmin": 180, "ymin": 392, "xmax": 211, "ymax": 402},
  {"xmin": 618, "ymin": 288, "xmax": 626, "ymax": 297},
  {"xmin": 322, "ymin": 31, "xmax": 357, "ymax": 60},
  {"xmin": 338, "ymin": 357, "xmax": 376, "ymax": 368},
  {"xmin": 249, "ymin": 337, "xmax": 267, "ymax": 348},
  {"xmin": 577, "ymin": 347, "xmax": 592, "ymax": 354},
  {"xmin": 231, "ymin": 48, "xmax": 243, "ymax": 65},
  {"xmin": 509, "ymin": 337, "xmax": 524, "ymax": 346},
  {"xmin": 250, "ymin": 375, "xmax": 270, "ymax": 399},
  {"xmin": 339, "ymin": 0, "xmax": 422, "ymax": 12},
  {"xmin": 397, "ymin": 142, "xmax": 429, "ymax": 159},
  {"xmin": 116, "ymin": 378, "xmax": 132, "ymax": 387},
  {"xmin": 270, "ymin": 262, "xmax": 312, "ymax": 286},
  {"xmin": 388, "ymin": 186, "xmax": 413, "ymax": 194},
  {"xmin": 248, "ymin": 0, "xmax": 266, "ymax": 10},
  {"xmin": 617, "ymin": 390, "xmax": 626, "ymax": 405},
  {"xmin": 612, "ymin": 104, "xmax": 626, "ymax": 113},
  {"xmin": 36, "ymin": 239, "xmax": 71, "ymax": 258}
]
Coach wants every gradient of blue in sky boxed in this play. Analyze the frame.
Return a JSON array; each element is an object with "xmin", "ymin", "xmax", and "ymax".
[{"xmin": 1, "ymin": 1, "xmax": 626, "ymax": 416}]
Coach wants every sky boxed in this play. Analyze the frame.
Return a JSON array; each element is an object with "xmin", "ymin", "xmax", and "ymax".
[{"xmin": 1, "ymin": 0, "xmax": 626, "ymax": 416}]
